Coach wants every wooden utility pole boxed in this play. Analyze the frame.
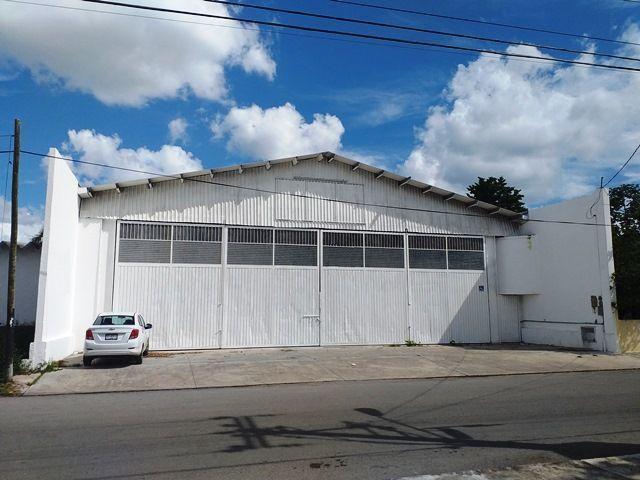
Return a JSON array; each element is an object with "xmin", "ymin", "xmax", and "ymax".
[{"xmin": 3, "ymin": 119, "xmax": 20, "ymax": 382}]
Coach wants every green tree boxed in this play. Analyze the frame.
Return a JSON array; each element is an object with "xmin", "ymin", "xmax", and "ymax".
[
  {"xmin": 609, "ymin": 184, "xmax": 640, "ymax": 319},
  {"xmin": 467, "ymin": 176, "xmax": 526, "ymax": 212}
]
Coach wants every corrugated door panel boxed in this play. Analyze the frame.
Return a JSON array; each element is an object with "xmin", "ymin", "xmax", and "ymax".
[
  {"xmin": 113, "ymin": 265, "xmax": 222, "ymax": 349},
  {"xmin": 322, "ymin": 269, "xmax": 406, "ymax": 345},
  {"xmin": 409, "ymin": 271, "xmax": 450, "ymax": 344},
  {"xmin": 408, "ymin": 271, "xmax": 491, "ymax": 344},
  {"xmin": 272, "ymin": 268, "xmax": 319, "ymax": 346},
  {"xmin": 223, "ymin": 267, "xmax": 319, "ymax": 347},
  {"xmin": 446, "ymin": 272, "xmax": 491, "ymax": 343}
]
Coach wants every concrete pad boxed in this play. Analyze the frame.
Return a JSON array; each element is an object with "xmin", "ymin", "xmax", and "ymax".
[{"xmin": 25, "ymin": 344, "xmax": 640, "ymax": 395}]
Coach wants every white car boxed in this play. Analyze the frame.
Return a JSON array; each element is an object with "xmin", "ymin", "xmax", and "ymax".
[{"xmin": 83, "ymin": 312, "xmax": 152, "ymax": 367}]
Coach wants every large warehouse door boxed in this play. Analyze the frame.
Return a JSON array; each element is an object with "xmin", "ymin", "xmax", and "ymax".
[
  {"xmin": 223, "ymin": 228, "xmax": 319, "ymax": 348},
  {"xmin": 321, "ymin": 232, "xmax": 408, "ymax": 345},
  {"xmin": 407, "ymin": 235, "xmax": 491, "ymax": 344},
  {"xmin": 113, "ymin": 223, "xmax": 224, "ymax": 350},
  {"xmin": 113, "ymin": 222, "xmax": 491, "ymax": 350}
]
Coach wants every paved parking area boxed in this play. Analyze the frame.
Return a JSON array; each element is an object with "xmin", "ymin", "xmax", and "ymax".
[{"xmin": 25, "ymin": 344, "xmax": 640, "ymax": 395}]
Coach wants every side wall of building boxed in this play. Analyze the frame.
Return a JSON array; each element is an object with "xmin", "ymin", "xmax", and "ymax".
[
  {"xmin": 517, "ymin": 189, "xmax": 618, "ymax": 352},
  {"xmin": 30, "ymin": 149, "xmax": 81, "ymax": 364}
]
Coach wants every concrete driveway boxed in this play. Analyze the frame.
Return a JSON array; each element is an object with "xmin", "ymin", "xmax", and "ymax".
[{"xmin": 25, "ymin": 344, "xmax": 640, "ymax": 395}]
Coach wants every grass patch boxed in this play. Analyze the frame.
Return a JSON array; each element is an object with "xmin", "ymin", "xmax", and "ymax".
[{"xmin": 404, "ymin": 339, "xmax": 421, "ymax": 347}]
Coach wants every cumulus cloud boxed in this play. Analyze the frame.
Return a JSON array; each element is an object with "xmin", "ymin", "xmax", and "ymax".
[
  {"xmin": 0, "ymin": 197, "xmax": 43, "ymax": 245},
  {"xmin": 168, "ymin": 117, "xmax": 188, "ymax": 144},
  {"xmin": 63, "ymin": 129, "xmax": 203, "ymax": 185},
  {"xmin": 402, "ymin": 28, "xmax": 640, "ymax": 204},
  {"xmin": 211, "ymin": 103, "xmax": 345, "ymax": 159},
  {"xmin": 0, "ymin": 0, "xmax": 275, "ymax": 106}
]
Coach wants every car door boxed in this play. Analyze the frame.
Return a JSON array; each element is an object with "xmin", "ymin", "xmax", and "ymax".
[{"xmin": 137, "ymin": 314, "xmax": 149, "ymax": 346}]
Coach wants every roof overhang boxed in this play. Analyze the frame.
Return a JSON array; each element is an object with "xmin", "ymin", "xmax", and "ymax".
[{"xmin": 77, "ymin": 151, "xmax": 524, "ymax": 221}]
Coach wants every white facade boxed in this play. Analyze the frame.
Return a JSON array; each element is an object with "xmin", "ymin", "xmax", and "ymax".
[{"xmin": 29, "ymin": 150, "xmax": 619, "ymax": 363}]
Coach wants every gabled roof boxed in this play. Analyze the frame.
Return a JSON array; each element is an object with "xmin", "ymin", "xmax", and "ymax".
[{"xmin": 77, "ymin": 151, "xmax": 523, "ymax": 221}]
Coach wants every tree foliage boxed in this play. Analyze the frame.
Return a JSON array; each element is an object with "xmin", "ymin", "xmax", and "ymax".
[
  {"xmin": 610, "ymin": 184, "xmax": 640, "ymax": 319},
  {"xmin": 467, "ymin": 176, "xmax": 526, "ymax": 212}
]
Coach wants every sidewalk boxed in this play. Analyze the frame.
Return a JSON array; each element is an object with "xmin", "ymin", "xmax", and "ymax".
[
  {"xmin": 398, "ymin": 454, "xmax": 640, "ymax": 479},
  {"xmin": 25, "ymin": 344, "xmax": 640, "ymax": 395}
]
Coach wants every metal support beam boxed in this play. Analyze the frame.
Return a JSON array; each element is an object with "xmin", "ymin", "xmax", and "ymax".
[
  {"xmin": 179, "ymin": 174, "xmax": 185, "ymax": 184},
  {"xmin": 292, "ymin": 157, "xmax": 298, "ymax": 166},
  {"xmin": 114, "ymin": 183, "xmax": 122, "ymax": 194},
  {"xmin": 86, "ymin": 187, "xmax": 94, "ymax": 198},
  {"xmin": 444, "ymin": 193, "xmax": 456, "ymax": 201},
  {"xmin": 488, "ymin": 207, "xmax": 502, "ymax": 215},
  {"xmin": 421, "ymin": 186, "xmax": 433, "ymax": 194},
  {"xmin": 324, "ymin": 152, "xmax": 335, "ymax": 162},
  {"xmin": 265, "ymin": 161, "xmax": 271, "ymax": 170},
  {"xmin": 209, "ymin": 169, "xmax": 215, "ymax": 179},
  {"xmin": 146, "ymin": 180, "xmax": 153, "ymax": 190},
  {"xmin": 375, "ymin": 169, "xmax": 385, "ymax": 179},
  {"xmin": 398, "ymin": 176, "xmax": 411, "ymax": 187},
  {"xmin": 352, "ymin": 163, "xmax": 360, "ymax": 171},
  {"xmin": 466, "ymin": 200, "xmax": 479, "ymax": 209}
]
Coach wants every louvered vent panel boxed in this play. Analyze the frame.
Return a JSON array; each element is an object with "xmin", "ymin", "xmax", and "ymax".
[
  {"xmin": 447, "ymin": 237, "xmax": 483, "ymax": 251},
  {"xmin": 118, "ymin": 240, "xmax": 171, "ymax": 263},
  {"xmin": 448, "ymin": 251, "xmax": 485, "ymax": 270}
]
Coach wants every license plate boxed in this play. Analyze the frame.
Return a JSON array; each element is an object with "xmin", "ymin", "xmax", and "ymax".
[{"xmin": 105, "ymin": 333, "xmax": 118, "ymax": 340}]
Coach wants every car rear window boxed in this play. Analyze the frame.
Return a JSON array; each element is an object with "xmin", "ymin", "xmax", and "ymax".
[{"xmin": 94, "ymin": 315, "xmax": 136, "ymax": 326}]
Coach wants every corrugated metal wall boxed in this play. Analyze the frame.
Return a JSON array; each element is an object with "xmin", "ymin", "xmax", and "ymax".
[
  {"xmin": 111, "ymin": 222, "xmax": 505, "ymax": 349},
  {"xmin": 409, "ymin": 271, "xmax": 491, "ymax": 344},
  {"xmin": 113, "ymin": 265, "xmax": 222, "ymax": 350},
  {"xmin": 223, "ymin": 267, "xmax": 319, "ymax": 347},
  {"xmin": 80, "ymin": 160, "xmax": 517, "ymax": 237},
  {"xmin": 97, "ymin": 157, "xmax": 522, "ymax": 350},
  {"xmin": 321, "ymin": 269, "xmax": 408, "ymax": 345}
]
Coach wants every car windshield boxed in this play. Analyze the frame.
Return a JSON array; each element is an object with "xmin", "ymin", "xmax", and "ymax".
[{"xmin": 94, "ymin": 315, "xmax": 135, "ymax": 326}]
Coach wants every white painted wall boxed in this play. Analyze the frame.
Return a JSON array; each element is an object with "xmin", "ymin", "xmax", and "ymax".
[
  {"xmin": 0, "ymin": 244, "xmax": 41, "ymax": 325},
  {"xmin": 518, "ymin": 189, "xmax": 618, "ymax": 352},
  {"xmin": 30, "ymin": 149, "xmax": 81, "ymax": 364},
  {"xmin": 496, "ymin": 236, "xmax": 541, "ymax": 295}
]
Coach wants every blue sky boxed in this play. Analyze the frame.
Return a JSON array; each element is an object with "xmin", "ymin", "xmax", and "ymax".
[{"xmin": 1, "ymin": 0, "xmax": 640, "ymax": 241}]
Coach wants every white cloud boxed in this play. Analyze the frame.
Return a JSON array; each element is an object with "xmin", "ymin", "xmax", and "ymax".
[
  {"xmin": 168, "ymin": 117, "xmax": 188, "ymax": 144},
  {"xmin": 63, "ymin": 129, "xmax": 203, "ymax": 185},
  {"xmin": 402, "ymin": 27, "xmax": 640, "ymax": 204},
  {"xmin": 0, "ymin": 197, "xmax": 43, "ymax": 245},
  {"xmin": 211, "ymin": 103, "xmax": 345, "ymax": 159},
  {"xmin": 0, "ymin": 0, "xmax": 275, "ymax": 106}
]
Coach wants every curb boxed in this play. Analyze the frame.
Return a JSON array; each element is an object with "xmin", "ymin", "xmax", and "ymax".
[{"xmin": 23, "ymin": 366, "xmax": 640, "ymax": 397}]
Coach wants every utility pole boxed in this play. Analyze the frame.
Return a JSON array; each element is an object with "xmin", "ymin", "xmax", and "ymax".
[{"xmin": 3, "ymin": 119, "xmax": 20, "ymax": 382}]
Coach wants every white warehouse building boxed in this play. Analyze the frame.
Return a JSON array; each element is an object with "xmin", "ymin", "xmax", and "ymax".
[{"xmin": 29, "ymin": 149, "xmax": 619, "ymax": 364}]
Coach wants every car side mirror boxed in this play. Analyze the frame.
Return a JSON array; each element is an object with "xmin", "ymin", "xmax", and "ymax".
[{"xmin": 145, "ymin": 323, "xmax": 153, "ymax": 329}]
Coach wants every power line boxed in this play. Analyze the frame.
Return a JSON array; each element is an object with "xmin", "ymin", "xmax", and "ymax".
[
  {"xmin": 205, "ymin": 0, "xmax": 640, "ymax": 64},
  {"xmin": 3, "ymin": 0, "xmax": 634, "ymax": 74},
  {"xmin": 79, "ymin": 0, "xmax": 640, "ymax": 73},
  {"xmin": 329, "ymin": 0, "xmax": 640, "ymax": 48},
  {"xmin": 603, "ymin": 142, "xmax": 640, "ymax": 187},
  {"xmin": 21, "ymin": 149, "xmax": 610, "ymax": 227}
]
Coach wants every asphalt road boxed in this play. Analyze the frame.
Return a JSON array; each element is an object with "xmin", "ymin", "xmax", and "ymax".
[{"xmin": 2, "ymin": 371, "xmax": 640, "ymax": 480}]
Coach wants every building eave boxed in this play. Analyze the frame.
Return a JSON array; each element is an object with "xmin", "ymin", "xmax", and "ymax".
[{"xmin": 76, "ymin": 151, "xmax": 523, "ymax": 221}]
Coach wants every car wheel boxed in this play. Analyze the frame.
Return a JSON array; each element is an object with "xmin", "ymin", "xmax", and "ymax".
[
  {"xmin": 133, "ymin": 353, "xmax": 143, "ymax": 365},
  {"xmin": 83, "ymin": 356, "xmax": 93, "ymax": 367},
  {"xmin": 143, "ymin": 343, "xmax": 149, "ymax": 356}
]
